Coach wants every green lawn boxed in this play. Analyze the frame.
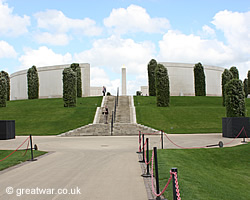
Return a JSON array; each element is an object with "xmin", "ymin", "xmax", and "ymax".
[
  {"xmin": 134, "ymin": 96, "xmax": 250, "ymax": 134},
  {"xmin": 0, "ymin": 97, "xmax": 102, "ymax": 135},
  {"xmin": 153, "ymin": 143, "xmax": 250, "ymax": 200},
  {"xmin": 0, "ymin": 150, "xmax": 47, "ymax": 171}
]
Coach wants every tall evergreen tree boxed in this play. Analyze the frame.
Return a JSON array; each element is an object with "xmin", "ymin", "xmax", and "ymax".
[
  {"xmin": 0, "ymin": 77, "xmax": 7, "ymax": 107},
  {"xmin": 147, "ymin": 59, "xmax": 157, "ymax": 96},
  {"xmin": 63, "ymin": 68, "xmax": 77, "ymax": 107},
  {"xmin": 221, "ymin": 69, "xmax": 233, "ymax": 106},
  {"xmin": 194, "ymin": 62, "xmax": 206, "ymax": 96},
  {"xmin": 0, "ymin": 71, "xmax": 10, "ymax": 101},
  {"xmin": 225, "ymin": 79, "xmax": 245, "ymax": 117},
  {"xmin": 229, "ymin": 66, "xmax": 239, "ymax": 79},
  {"xmin": 70, "ymin": 63, "xmax": 82, "ymax": 97},
  {"xmin": 243, "ymin": 78, "xmax": 248, "ymax": 98},
  {"xmin": 248, "ymin": 70, "xmax": 250, "ymax": 96},
  {"xmin": 27, "ymin": 66, "xmax": 39, "ymax": 99},
  {"xmin": 155, "ymin": 64, "xmax": 170, "ymax": 107}
]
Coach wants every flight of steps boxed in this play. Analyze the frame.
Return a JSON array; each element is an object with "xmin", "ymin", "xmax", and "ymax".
[{"xmin": 60, "ymin": 95, "xmax": 158, "ymax": 136}]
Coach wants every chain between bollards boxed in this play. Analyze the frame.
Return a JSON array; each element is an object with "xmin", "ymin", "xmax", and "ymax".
[
  {"xmin": 171, "ymin": 168, "xmax": 178, "ymax": 200},
  {"xmin": 141, "ymin": 138, "xmax": 151, "ymax": 177}
]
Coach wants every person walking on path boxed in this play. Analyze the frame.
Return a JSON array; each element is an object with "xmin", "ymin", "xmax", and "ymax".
[
  {"xmin": 102, "ymin": 86, "xmax": 106, "ymax": 96},
  {"xmin": 103, "ymin": 105, "xmax": 109, "ymax": 124}
]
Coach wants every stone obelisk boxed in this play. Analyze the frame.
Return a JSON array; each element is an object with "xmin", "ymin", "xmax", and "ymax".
[{"xmin": 122, "ymin": 66, "xmax": 127, "ymax": 95}]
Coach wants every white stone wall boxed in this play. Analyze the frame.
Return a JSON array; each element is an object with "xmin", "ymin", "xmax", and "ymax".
[
  {"xmin": 10, "ymin": 63, "xmax": 90, "ymax": 100},
  {"xmin": 141, "ymin": 86, "xmax": 149, "ymax": 96},
  {"xmin": 160, "ymin": 62, "xmax": 224, "ymax": 96},
  {"xmin": 90, "ymin": 87, "xmax": 102, "ymax": 96}
]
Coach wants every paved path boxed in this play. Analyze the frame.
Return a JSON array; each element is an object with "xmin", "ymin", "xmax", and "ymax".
[{"xmin": 0, "ymin": 134, "xmax": 244, "ymax": 200}]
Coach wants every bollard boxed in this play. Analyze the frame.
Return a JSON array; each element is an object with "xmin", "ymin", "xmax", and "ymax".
[
  {"xmin": 154, "ymin": 147, "xmax": 161, "ymax": 200},
  {"xmin": 171, "ymin": 168, "xmax": 178, "ymax": 200},
  {"xmin": 161, "ymin": 130, "xmax": 164, "ymax": 149},
  {"xmin": 139, "ymin": 134, "xmax": 145, "ymax": 162},
  {"xmin": 111, "ymin": 111, "xmax": 114, "ymax": 136},
  {"xmin": 142, "ymin": 138, "xmax": 151, "ymax": 177},
  {"xmin": 28, "ymin": 134, "xmax": 37, "ymax": 161}
]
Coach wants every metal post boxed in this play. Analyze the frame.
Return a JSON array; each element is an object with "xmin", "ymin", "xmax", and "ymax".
[
  {"xmin": 161, "ymin": 130, "xmax": 164, "ymax": 149},
  {"xmin": 111, "ymin": 111, "xmax": 114, "ymax": 136},
  {"xmin": 139, "ymin": 134, "xmax": 145, "ymax": 162},
  {"xmin": 29, "ymin": 134, "xmax": 37, "ymax": 161},
  {"xmin": 142, "ymin": 138, "xmax": 151, "ymax": 177},
  {"xmin": 154, "ymin": 147, "xmax": 161, "ymax": 200},
  {"xmin": 171, "ymin": 168, "xmax": 178, "ymax": 200}
]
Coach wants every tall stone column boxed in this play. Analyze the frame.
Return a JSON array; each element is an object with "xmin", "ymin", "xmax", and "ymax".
[{"xmin": 122, "ymin": 66, "xmax": 127, "ymax": 95}]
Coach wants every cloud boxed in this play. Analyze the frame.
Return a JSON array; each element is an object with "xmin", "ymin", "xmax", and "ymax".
[
  {"xmin": 18, "ymin": 46, "xmax": 72, "ymax": 69},
  {"xmin": 0, "ymin": 40, "xmax": 17, "ymax": 58},
  {"xmin": 34, "ymin": 9, "xmax": 102, "ymax": 36},
  {"xmin": 74, "ymin": 35, "xmax": 155, "ymax": 75},
  {"xmin": 0, "ymin": 0, "xmax": 30, "ymax": 36},
  {"xmin": 212, "ymin": 10, "xmax": 250, "ymax": 55},
  {"xmin": 158, "ymin": 30, "xmax": 234, "ymax": 66},
  {"xmin": 104, "ymin": 4, "xmax": 170, "ymax": 34},
  {"xmin": 34, "ymin": 32, "xmax": 71, "ymax": 46}
]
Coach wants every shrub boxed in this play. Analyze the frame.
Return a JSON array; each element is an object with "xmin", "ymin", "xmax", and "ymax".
[
  {"xmin": 225, "ymin": 79, "xmax": 245, "ymax": 117},
  {"xmin": 155, "ymin": 64, "xmax": 170, "ymax": 107},
  {"xmin": 147, "ymin": 59, "xmax": 157, "ymax": 96},
  {"xmin": 229, "ymin": 66, "xmax": 239, "ymax": 79},
  {"xmin": 27, "ymin": 66, "xmax": 39, "ymax": 99},
  {"xmin": 107, "ymin": 92, "xmax": 111, "ymax": 96},
  {"xmin": 0, "ymin": 71, "xmax": 10, "ymax": 101},
  {"xmin": 63, "ymin": 68, "xmax": 77, "ymax": 107},
  {"xmin": 221, "ymin": 69, "xmax": 233, "ymax": 106},
  {"xmin": 194, "ymin": 62, "xmax": 206, "ymax": 96},
  {"xmin": 70, "ymin": 63, "xmax": 82, "ymax": 97},
  {"xmin": 248, "ymin": 70, "xmax": 250, "ymax": 95},
  {"xmin": 243, "ymin": 78, "xmax": 248, "ymax": 98},
  {"xmin": 136, "ymin": 91, "xmax": 142, "ymax": 96},
  {"xmin": 0, "ymin": 77, "xmax": 7, "ymax": 107}
]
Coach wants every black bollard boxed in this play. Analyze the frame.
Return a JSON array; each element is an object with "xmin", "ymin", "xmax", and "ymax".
[
  {"xmin": 139, "ymin": 134, "xmax": 145, "ymax": 162},
  {"xmin": 171, "ymin": 168, "xmax": 178, "ymax": 200},
  {"xmin": 28, "ymin": 134, "xmax": 37, "ymax": 161},
  {"xmin": 142, "ymin": 138, "xmax": 151, "ymax": 177},
  {"xmin": 154, "ymin": 147, "xmax": 161, "ymax": 200}
]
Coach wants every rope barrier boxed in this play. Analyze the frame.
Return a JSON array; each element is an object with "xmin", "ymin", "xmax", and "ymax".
[
  {"xmin": 0, "ymin": 136, "xmax": 29, "ymax": 162},
  {"xmin": 150, "ymin": 153, "xmax": 173, "ymax": 197},
  {"xmin": 172, "ymin": 172, "xmax": 181, "ymax": 200},
  {"xmin": 224, "ymin": 126, "xmax": 249, "ymax": 145},
  {"xmin": 22, "ymin": 139, "xmax": 30, "ymax": 157}
]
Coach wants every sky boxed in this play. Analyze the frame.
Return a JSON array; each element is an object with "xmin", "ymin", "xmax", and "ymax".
[{"xmin": 0, "ymin": 0, "xmax": 250, "ymax": 95}]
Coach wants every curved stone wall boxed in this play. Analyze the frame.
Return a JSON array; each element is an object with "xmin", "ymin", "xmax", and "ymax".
[
  {"xmin": 10, "ymin": 63, "xmax": 90, "ymax": 100},
  {"xmin": 160, "ymin": 62, "xmax": 224, "ymax": 96}
]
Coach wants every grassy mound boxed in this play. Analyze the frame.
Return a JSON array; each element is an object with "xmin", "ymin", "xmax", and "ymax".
[
  {"xmin": 134, "ymin": 96, "xmax": 250, "ymax": 134},
  {"xmin": 0, "ymin": 150, "xmax": 47, "ymax": 171},
  {"xmin": 0, "ymin": 97, "xmax": 102, "ymax": 135},
  {"xmin": 155, "ymin": 143, "xmax": 250, "ymax": 200}
]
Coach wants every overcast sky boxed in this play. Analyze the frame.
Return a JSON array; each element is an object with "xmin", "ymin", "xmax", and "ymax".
[{"xmin": 0, "ymin": 0, "xmax": 249, "ymax": 95}]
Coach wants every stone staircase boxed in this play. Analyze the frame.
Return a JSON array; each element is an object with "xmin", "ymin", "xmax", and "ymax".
[{"xmin": 60, "ymin": 95, "xmax": 158, "ymax": 136}]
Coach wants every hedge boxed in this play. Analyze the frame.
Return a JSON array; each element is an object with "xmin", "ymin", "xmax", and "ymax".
[
  {"xmin": 147, "ymin": 59, "xmax": 157, "ymax": 96},
  {"xmin": 0, "ymin": 77, "xmax": 7, "ymax": 107},
  {"xmin": 194, "ymin": 62, "xmax": 206, "ymax": 96},
  {"xmin": 70, "ymin": 63, "xmax": 82, "ymax": 97},
  {"xmin": 225, "ymin": 79, "xmax": 245, "ymax": 117},
  {"xmin": 243, "ymin": 78, "xmax": 248, "ymax": 98},
  {"xmin": 27, "ymin": 66, "xmax": 39, "ymax": 99},
  {"xmin": 229, "ymin": 66, "xmax": 239, "ymax": 79},
  {"xmin": 0, "ymin": 71, "xmax": 10, "ymax": 101},
  {"xmin": 63, "ymin": 67, "xmax": 77, "ymax": 107},
  {"xmin": 155, "ymin": 63, "xmax": 170, "ymax": 107},
  {"xmin": 221, "ymin": 69, "xmax": 233, "ymax": 106}
]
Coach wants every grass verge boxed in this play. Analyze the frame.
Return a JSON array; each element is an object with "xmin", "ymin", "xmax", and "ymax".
[
  {"xmin": 0, "ymin": 150, "xmax": 47, "ymax": 171},
  {"xmin": 152, "ymin": 143, "xmax": 250, "ymax": 200},
  {"xmin": 134, "ymin": 96, "xmax": 250, "ymax": 134},
  {"xmin": 0, "ymin": 97, "xmax": 102, "ymax": 135}
]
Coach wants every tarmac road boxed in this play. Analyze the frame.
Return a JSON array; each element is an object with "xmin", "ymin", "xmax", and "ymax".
[{"xmin": 0, "ymin": 134, "xmax": 243, "ymax": 200}]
